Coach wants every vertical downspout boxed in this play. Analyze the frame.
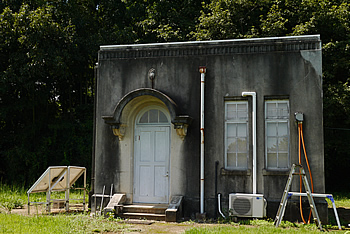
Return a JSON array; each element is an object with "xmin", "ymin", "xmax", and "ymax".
[
  {"xmin": 242, "ymin": 92, "xmax": 257, "ymax": 194},
  {"xmin": 199, "ymin": 66, "xmax": 206, "ymax": 214}
]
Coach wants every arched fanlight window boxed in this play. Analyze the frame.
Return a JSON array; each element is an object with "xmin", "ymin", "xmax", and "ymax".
[{"xmin": 138, "ymin": 109, "xmax": 169, "ymax": 124}]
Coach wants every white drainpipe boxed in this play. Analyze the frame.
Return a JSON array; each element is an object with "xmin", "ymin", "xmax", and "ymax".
[
  {"xmin": 242, "ymin": 92, "xmax": 257, "ymax": 194},
  {"xmin": 199, "ymin": 66, "xmax": 206, "ymax": 214}
]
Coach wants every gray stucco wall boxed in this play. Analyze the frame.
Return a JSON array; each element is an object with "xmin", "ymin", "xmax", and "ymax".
[{"xmin": 93, "ymin": 35, "xmax": 325, "ymax": 221}]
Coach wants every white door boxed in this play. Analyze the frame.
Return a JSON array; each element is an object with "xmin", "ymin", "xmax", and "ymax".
[{"xmin": 134, "ymin": 126, "xmax": 170, "ymax": 203}]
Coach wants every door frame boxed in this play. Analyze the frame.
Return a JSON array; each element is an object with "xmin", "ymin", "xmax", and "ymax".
[{"xmin": 133, "ymin": 105, "xmax": 171, "ymax": 203}]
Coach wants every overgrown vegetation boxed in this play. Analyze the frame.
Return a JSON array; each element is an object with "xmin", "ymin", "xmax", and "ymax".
[
  {"xmin": 185, "ymin": 219, "xmax": 327, "ymax": 233},
  {"xmin": 1, "ymin": 0, "xmax": 350, "ymax": 193},
  {"xmin": 0, "ymin": 183, "xmax": 88, "ymax": 213},
  {"xmin": 0, "ymin": 214, "xmax": 345, "ymax": 233},
  {"xmin": 328, "ymin": 192, "xmax": 350, "ymax": 208},
  {"xmin": 0, "ymin": 184, "xmax": 24, "ymax": 213},
  {"xmin": 0, "ymin": 185, "xmax": 348, "ymax": 233},
  {"xmin": 0, "ymin": 184, "xmax": 348, "ymax": 233},
  {"xmin": 0, "ymin": 213, "xmax": 131, "ymax": 233}
]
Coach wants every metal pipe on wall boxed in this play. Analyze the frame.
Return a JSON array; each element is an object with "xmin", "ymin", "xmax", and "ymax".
[
  {"xmin": 242, "ymin": 91, "xmax": 257, "ymax": 194},
  {"xmin": 215, "ymin": 161, "xmax": 219, "ymax": 218},
  {"xmin": 199, "ymin": 66, "xmax": 206, "ymax": 214}
]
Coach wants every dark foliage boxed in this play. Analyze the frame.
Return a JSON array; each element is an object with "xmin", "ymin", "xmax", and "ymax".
[{"xmin": 1, "ymin": 0, "xmax": 349, "ymax": 192}]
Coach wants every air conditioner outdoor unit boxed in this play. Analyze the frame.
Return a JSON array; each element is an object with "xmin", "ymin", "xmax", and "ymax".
[{"xmin": 229, "ymin": 193, "xmax": 266, "ymax": 218}]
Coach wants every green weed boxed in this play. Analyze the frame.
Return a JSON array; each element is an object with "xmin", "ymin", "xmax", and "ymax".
[
  {"xmin": 185, "ymin": 219, "xmax": 330, "ymax": 234},
  {"xmin": 0, "ymin": 182, "xmax": 88, "ymax": 214},
  {"xmin": 328, "ymin": 192, "xmax": 350, "ymax": 208},
  {"xmin": 0, "ymin": 184, "xmax": 26, "ymax": 213},
  {"xmin": 0, "ymin": 213, "xmax": 130, "ymax": 233}
]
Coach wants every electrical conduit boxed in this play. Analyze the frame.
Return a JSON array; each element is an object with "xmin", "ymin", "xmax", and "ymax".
[
  {"xmin": 218, "ymin": 193, "xmax": 226, "ymax": 218},
  {"xmin": 298, "ymin": 121, "xmax": 314, "ymax": 224},
  {"xmin": 242, "ymin": 92, "xmax": 257, "ymax": 194}
]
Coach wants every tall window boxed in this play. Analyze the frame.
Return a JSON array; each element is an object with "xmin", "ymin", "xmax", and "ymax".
[
  {"xmin": 265, "ymin": 100, "xmax": 290, "ymax": 169},
  {"xmin": 225, "ymin": 101, "xmax": 249, "ymax": 170}
]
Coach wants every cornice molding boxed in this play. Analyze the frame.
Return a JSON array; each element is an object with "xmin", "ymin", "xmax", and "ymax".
[{"xmin": 99, "ymin": 36, "xmax": 321, "ymax": 60}]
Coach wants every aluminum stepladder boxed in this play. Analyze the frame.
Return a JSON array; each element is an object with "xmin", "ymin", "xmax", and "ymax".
[{"xmin": 274, "ymin": 164, "xmax": 323, "ymax": 231}]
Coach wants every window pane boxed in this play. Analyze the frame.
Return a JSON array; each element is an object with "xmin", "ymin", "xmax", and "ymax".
[
  {"xmin": 267, "ymin": 103, "xmax": 277, "ymax": 118},
  {"xmin": 227, "ymin": 124, "xmax": 236, "ymax": 137},
  {"xmin": 267, "ymin": 153, "xmax": 277, "ymax": 168},
  {"xmin": 267, "ymin": 123, "xmax": 277, "ymax": 136},
  {"xmin": 226, "ymin": 104, "xmax": 236, "ymax": 120},
  {"xmin": 237, "ymin": 153, "xmax": 247, "ymax": 168},
  {"xmin": 278, "ymin": 137, "xmax": 288, "ymax": 151},
  {"xmin": 227, "ymin": 153, "xmax": 236, "ymax": 168},
  {"xmin": 237, "ymin": 137, "xmax": 247, "ymax": 152},
  {"xmin": 278, "ymin": 153, "xmax": 288, "ymax": 168},
  {"xmin": 159, "ymin": 111, "xmax": 168, "ymax": 123},
  {"xmin": 139, "ymin": 112, "xmax": 148, "ymax": 123},
  {"xmin": 237, "ymin": 123, "xmax": 247, "ymax": 137},
  {"xmin": 149, "ymin": 109, "xmax": 158, "ymax": 123},
  {"xmin": 237, "ymin": 104, "xmax": 247, "ymax": 119},
  {"xmin": 227, "ymin": 138, "xmax": 237, "ymax": 152},
  {"xmin": 278, "ymin": 122, "xmax": 288, "ymax": 136},
  {"xmin": 278, "ymin": 103, "xmax": 289, "ymax": 117},
  {"xmin": 267, "ymin": 137, "xmax": 277, "ymax": 152}
]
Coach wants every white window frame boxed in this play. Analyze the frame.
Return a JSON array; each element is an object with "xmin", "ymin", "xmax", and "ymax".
[
  {"xmin": 265, "ymin": 100, "xmax": 290, "ymax": 170},
  {"xmin": 136, "ymin": 105, "xmax": 170, "ymax": 126},
  {"xmin": 224, "ymin": 101, "xmax": 249, "ymax": 170}
]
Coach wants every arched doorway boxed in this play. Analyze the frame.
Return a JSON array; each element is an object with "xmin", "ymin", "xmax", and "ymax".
[{"xmin": 133, "ymin": 106, "xmax": 170, "ymax": 203}]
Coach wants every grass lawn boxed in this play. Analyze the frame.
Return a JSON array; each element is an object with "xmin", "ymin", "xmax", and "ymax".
[
  {"xmin": 1, "ymin": 183, "xmax": 349, "ymax": 233},
  {"xmin": 0, "ymin": 213, "xmax": 131, "ymax": 233},
  {"xmin": 330, "ymin": 193, "xmax": 350, "ymax": 208},
  {"xmin": 185, "ymin": 219, "xmax": 332, "ymax": 233},
  {"xmin": 0, "ymin": 183, "xmax": 88, "ymax": 212},
  {"xmin": 0, "ymin": 214, "xmax": 345, "ymax": 234}
]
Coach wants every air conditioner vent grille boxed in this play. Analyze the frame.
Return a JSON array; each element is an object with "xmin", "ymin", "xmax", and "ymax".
[{"xmin": 232, "ymin": 197, "xmax": 251, "ymax": 215}]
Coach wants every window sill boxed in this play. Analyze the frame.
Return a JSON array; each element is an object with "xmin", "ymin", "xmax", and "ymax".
[
  {"xmin": 262, "ymin": 168, "xmax": 290, "ymax": 176},
  {"xmin": 221, "ymin": 168, "xmax": 251, "ymax": 176}
]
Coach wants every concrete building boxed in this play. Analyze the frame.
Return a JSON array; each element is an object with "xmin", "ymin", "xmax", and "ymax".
[{"xmin": 91, "ymin": 35, "xmax": 326, "ymax": 222}]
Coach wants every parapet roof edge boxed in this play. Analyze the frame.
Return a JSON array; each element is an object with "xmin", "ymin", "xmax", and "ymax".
[{"xmin": 100, "ymin": 35, "xmax": 320, "ymax": 50}]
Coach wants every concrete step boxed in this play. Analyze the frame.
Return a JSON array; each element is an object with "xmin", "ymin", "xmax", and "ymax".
[
  {"xmin": 118, "ymin": 204, "xmax": 168, "ymax": 221},
  {"xmin": 120, "ymin": 212, "xmax": 166, "ymax": 221},
  {"xmin": 122, "ymin": 204, "xmax": 167, "ymax": 214}
]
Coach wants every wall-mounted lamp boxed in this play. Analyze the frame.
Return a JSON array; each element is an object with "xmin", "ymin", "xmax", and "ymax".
[
  {"xmin": 148, "ymin": 68, "xmax": 156, "ymax": 89},
  {"xmin": 148, "ymin": 68, "xmax": 156, "ymax": 80}
]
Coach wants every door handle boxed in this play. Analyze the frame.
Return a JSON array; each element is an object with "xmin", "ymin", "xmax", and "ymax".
[{"xmin": 164, "ymin": 172, "xmax": 169, "ymax": 177}]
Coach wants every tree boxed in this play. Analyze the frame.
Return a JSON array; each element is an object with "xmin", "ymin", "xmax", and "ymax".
[
  {"xmin": 0, "ymin": 3, "xmax": 94, "ymax": 185},
  {"xmin": 96, "ymin": 0, "xmax": 205, "ymax": 44},
  {"xmin": 192, "ymin": 0, "xmax": 272, "ymax": 40},
  {"xmin": 260, "ymin": 0, "xmax": 350, "ymax": 191},
  {"xmin": 193, "ymin": 0, "xmax": 350, "ymax": 191}
]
